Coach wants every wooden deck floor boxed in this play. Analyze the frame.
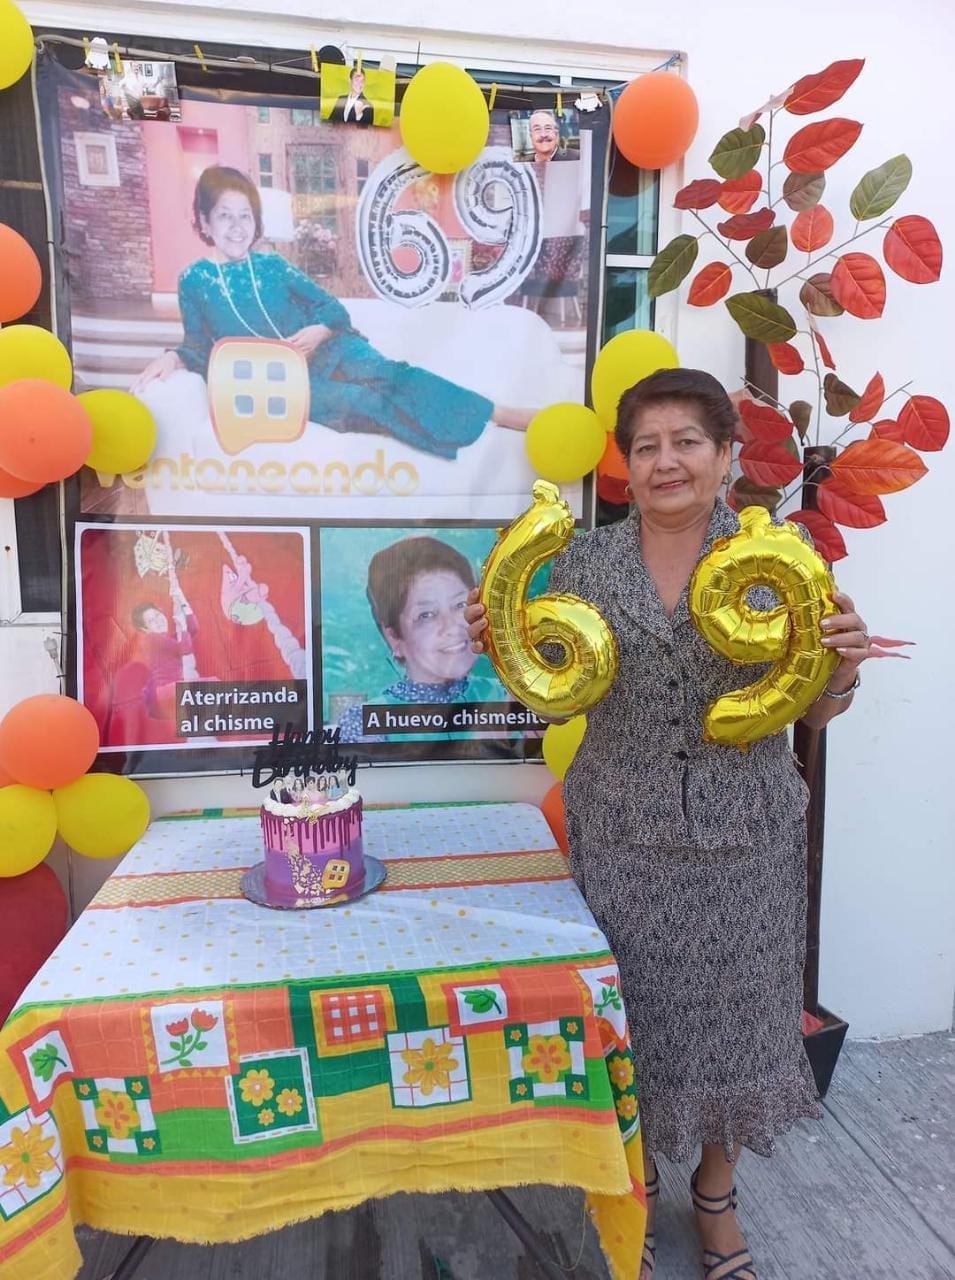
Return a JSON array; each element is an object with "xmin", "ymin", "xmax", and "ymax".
[{"xmin": 77, "ymin": 1032, "xmax": 955, "ymax": 1280}]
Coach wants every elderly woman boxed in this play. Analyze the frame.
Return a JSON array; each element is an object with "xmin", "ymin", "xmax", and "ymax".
[{"xmin": 465, "ymin": 368, "xmax": 871, "ymax": 1280}]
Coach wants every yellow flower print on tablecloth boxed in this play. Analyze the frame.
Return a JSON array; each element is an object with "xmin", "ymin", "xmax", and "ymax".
[
  {"xmin": 401, "ymin": 1037, "xmax": 459, "ymax": 1096},
  {"xmin": 522, "ymin": 1034, "xmax": 571, "ymax": 1084},
  {"xmin": 239, "ymin": 1068, "xmax": 275, "ymax": 1107},
  {"xmin": 276, "ymin": 1088, "xmax": 303, "ymax": 1117},
  {"xmin": 95, "ymin": 1090, "xmax": 140, "ymax": 1140},
  {"xmin": 258, "ymin": 1109, "xmax": 276, "ymax": 1127},
  {"xmin": 615, "ymin": 1094, "xmax": 638, "ymax": 1121},
  {"xmin": 608, "ymin": 1054, "xmax": 634, "ymax": 1091},
  {"xmin": 0, "ymin": 1124, "xmax": 57, "ymax": 1189}
]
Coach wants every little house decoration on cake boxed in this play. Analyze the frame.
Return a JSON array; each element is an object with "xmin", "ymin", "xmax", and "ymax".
[{"xmin": 243, "ymin": 726, "xmax": 383, "ymax": 909}]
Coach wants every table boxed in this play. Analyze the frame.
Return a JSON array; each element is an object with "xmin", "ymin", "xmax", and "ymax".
[{"xmin": 0, "ymin": 802, "xmax": 646, "ymax": 1280}]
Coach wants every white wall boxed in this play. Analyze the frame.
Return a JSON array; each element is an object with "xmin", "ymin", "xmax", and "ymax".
[{"xmin": 10, "ymin": 0, "xmax": 955, "ymax": 1037}]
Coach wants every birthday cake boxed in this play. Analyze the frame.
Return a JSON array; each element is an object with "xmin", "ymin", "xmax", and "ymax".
[{"xmin": 259, "ymin": 771, "xmax": 365, "ymax": 906}]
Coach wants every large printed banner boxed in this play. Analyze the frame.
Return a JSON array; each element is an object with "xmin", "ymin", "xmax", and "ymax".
[{"xmin": 39, "ymin": 54, "xmax": 605, "ymax": 769}]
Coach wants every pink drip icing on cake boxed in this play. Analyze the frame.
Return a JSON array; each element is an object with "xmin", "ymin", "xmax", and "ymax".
[{"xmin": 260, "ymin": 781, "xmax": 365, "ymax": 904}]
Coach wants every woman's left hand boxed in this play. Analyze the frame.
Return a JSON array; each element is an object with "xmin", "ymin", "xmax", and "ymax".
[
  {"xmin": 821, "ymin": 591, "xmax": 871, "ymax": 690},
  {"xmin": 287, "ymin": 324, "xmax": 333, "ymax": 358}
]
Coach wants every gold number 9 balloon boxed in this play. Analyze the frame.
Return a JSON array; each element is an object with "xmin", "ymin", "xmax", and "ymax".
[
  {"xmin": 479, "ymin": 480, "xmax": 618, "ymax": 718},
  {"xmin": 689, "ymin": 505, "xmax": 839, "ymax": 749}
]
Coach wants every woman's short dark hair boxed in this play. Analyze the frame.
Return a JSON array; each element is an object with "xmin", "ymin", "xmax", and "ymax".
[
  {"xmin": 131, "ymin": 602, "xmax": 163, "ymax": 630},
  {"xmin": 614, "ymin": 368, "xmax": 737, "ymax": 459},
  {"xmin": 366, "ymin": 538, "xmax": 475, "ymax": 637},
  {"xmin": 192, "ymin": 166, "xmax": 263, "ymax": 246}
]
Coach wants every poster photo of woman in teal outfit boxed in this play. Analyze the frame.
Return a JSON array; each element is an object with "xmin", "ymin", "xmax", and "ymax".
[{"xmin": 132, "ymin": 167, "xmax": 534, "ymax": 458}]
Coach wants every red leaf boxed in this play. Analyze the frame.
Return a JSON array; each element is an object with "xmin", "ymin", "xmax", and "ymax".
[
  {"xmin": 816, "ymin": 478, "xmax": 886, "ymax": 528},
  {"xmin": 783, "ymin": 118, "xmax": 863, "ymax": 173},
  {"xmin": 687, "ymin": 262, "xmax": 733, "ymax": 306},
  {"xmin": 788, "ymin": 509, "xmax": 848, "ymax": 562},
  {"xmin": 737, "ymin": 399, "xmax": 795, "ymax": 442},
  {"xmin": 716, "ymin": 208, "xmax": 775, "ymax": 241},
  {"xmin": 899, "ymin": 395, "xmax": 950, "ymax": 451},
  {"xmin": 767, "ymin": 342, "xmax": 805, "ymax": 375},
  {"xmin": 717, "ymin": 172, "xmax": 762, "ymax": 214},
  {"xmin": 870, "ymin": 419, "xmax": 906, "ymax": 442},
  {"xmin": 674, "ymin": 179, "xmax": 724, "ymax": 210},
  {"xmin": 739, "ymin": 439, "xmax": 803, "ymax": 486},
  {"xmin": 791, "ymin": 204, "xmax": 834, "ymax": 252},
  {"xmin": 811, "ymin": 327, "xmax": 836, "ymax": 370},
  {"xmin": 883, "ymin": 215, "xmax": 943, "ymax": 284},
  {"xmin": 830, "ymin": 439, "xmax": 928, "ymax": 495},
  {"xmin": 784, "ymin": 59, "xmax": 865, "ymax": 116},
  {"xmin": 829, "ymin": 253, "xmax": 886, "ymax": 319},
  {"xmin": 848, "ymin": 372, "xmax": 885, "ymax": 423}
]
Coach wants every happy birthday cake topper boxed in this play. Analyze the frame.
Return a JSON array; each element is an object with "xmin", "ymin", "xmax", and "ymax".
[{"xmin": 251, "ymin": 723, "xmax": 359, "ymax": 789}]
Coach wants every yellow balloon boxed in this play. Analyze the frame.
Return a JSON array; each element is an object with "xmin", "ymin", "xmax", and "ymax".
[
  {"xmin": 0, "ymin": 784, "xmax": 56, "ymax": 877},
  {"xmin": 0, "ymin": 0, "xmax": 33, "ymax": 92},
  {"xmin": 526, "ymin": 403, "xmax": 607, "ymax": 483},
  {"xmin": 689, "ymin": 506, "xmax": 840, "ymax": 749},
  {"xmin": 79, "ymin": 389, "xmax": 158, "ymax": 474},
  {"xmin": 54, "ymin": 774, "xmax": 150, "ymax": 859},
  {"xmin": 0, "ymin": 324, "xmax": 73, "ymax": 389},
  {"xmin": 480, "ymin": 480, "xmax": 618, "ymax": 719},
  {"xmin": 591, "ymin": 329, "xmax": 679, "ymax": 427},
  {"xmin": 400, "ymin": 63, "xmax": 489, "ymax": 174},
  {"xmin": 542, "ymin": 716, "xmax": 588, "ymax": 781}
]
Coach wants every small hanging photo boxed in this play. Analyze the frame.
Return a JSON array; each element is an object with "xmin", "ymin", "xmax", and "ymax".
[
  {"xmin": 99, "ymin": 60, "xmax": 182, "ymax": 123},
  {"xmin": 320, "ymin": 62, "xmax": 396, "ymax": 129},
  {"xmin": 509, "ymin": 107, "xmax": 581, "ymax": 164}
]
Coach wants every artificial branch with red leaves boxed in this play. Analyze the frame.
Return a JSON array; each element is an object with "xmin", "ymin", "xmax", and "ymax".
[{"xmin": 648, "ymin": 58, "xmax": 947, "ymax": 562}]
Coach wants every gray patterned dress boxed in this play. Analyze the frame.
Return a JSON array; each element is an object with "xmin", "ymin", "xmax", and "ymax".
[{"xmin": 551, "ymin": 499, "xmax": 821, "ymax": 1162}]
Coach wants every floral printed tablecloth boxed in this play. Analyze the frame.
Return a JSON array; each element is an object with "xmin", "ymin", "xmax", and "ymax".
[{"xmin": 0, "ymin": 802, "xmax": 645, "ymax": 1280}]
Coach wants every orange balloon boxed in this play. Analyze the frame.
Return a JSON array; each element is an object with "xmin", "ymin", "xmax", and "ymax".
[
  {"xmin": 0, "ymin": 694, "xmax": 100, "ymax": 790},
  {"xmin": 540, "ymin": 782, "xmax": 569, "ymax": 854},
  {"xmin": 0, "ymin": 763, "xmax": 13, "ymax": 787},
  {"xmin": 0, "ymin": 224, "xmax": 41, "ymax": 323},
  {"xmin": 0, "ymin": 380, "xmax": 92, "ymax": 482},
  {"xmin": 0, "ymin": 465, "xmax": 42, "ymax": 499},
  {"xmin": 596, "ymin": 432, "xmax": 630, "ymax": 505},
  {"xmin": 613, "ymin": 72, "xmax": 699, "ymax": 169}
]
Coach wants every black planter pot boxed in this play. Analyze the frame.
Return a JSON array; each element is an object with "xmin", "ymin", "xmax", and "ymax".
[{"xmin": 803, "ymin": 1006, "xmax": 849, "ymax": 1099}]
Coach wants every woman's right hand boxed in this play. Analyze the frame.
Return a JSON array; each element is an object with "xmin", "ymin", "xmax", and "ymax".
[
  {"xmin": 464, "ymin": 587, "xmax": 488, "ymax": 654},
  {"xmin": 130, "ymin": 350, "xmax": 183, "ymax": 394}
]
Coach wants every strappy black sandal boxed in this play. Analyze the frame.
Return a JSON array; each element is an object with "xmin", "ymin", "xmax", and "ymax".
[
  {"xmin": 640, "ymin": 1167, "xmax": 660, "ymax": 1278},
  {"xmin": 690, "ymin": 1167, "xmax": 756, "ymax": 1280}
]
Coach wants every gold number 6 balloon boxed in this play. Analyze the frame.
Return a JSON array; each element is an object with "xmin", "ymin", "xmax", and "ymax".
[
  {"xmin": 479, "ymin": 481, "xmax": 618, "ymax": 719},
  {"xmin": 689, "ymin": 506, "xmax": 839, "ymax": 749}
]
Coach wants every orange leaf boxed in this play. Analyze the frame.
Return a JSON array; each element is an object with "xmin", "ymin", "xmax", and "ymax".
[
  {"xmin": 899, "ymin": 395, "xmax": 950, "ymax": 451},
  {"xmin": 816, "ymin": 478, "xmax": 886, "ymax": 528},
  {"xmin": 718, "ymin": 172, "xmax": 762, "ymax": 214},
  {"xmin": 783, "ymin": 118, "xmax": 863, "ymax": 173},
  {"xmin": 739, "ymin": 439, "xmax": 803, "ymax": 486},
  {"xmin": 784, "ymin": 59, "xmax": 865, "ymax": 116},
  {"xmin": 788, "ymin": 509, "xmax": 847, "ymax": 562},
  {"xmin": 830, "ymin": 438, "xmax": 928, "ymax": 495},
  {"xmin": 716, "ymin": 208, "xmax": 775, "ymax": 241},
  {"xmin": 848, "ymin": 372, "xmax": 885, "ymax": 423},
  {"xmin": 738, "ymin": 400, "xmax": 795, "ymax": 442},
  {"xmin": 883, "ymin": 215, "xmax": 943, "ymax": 284},
  {"xmin": 791, "ymin": 204, "xmax": 834, "ymax": 252},
  {"xmin": 767, "ymin": 342, "xmax": 805, "ymax": 375},
  {"xmin": 811, "ymin": 327, "xmax": 836, "ymax": 370},
  {"xmin": 687, "ymin": 262, "xmax": 733, "ymax": 306},
  {"xmin": 674, "ymin": 179, "xmax": 724, "ymax": 210},
  {"xmin": 829, "ymin": 253, "xmax": 886, "ymax": 319},
  {"xmin": 870, "ymin": 419, "xmax": 905, "ymax": 442}
]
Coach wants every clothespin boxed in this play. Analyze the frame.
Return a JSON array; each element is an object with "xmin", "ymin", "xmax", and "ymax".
[
  {"xmin": 194, "ymin": 44, "xmax": 209, "ymax": 72},
  {"xmin": 112, "ymin": 43, "xmax": 123, "ymax": 75},
  {"xmin": 356, "ymin": 50, "xmax": 363, "ymax": 73},
  {"xmin": 556, "ymin": 90, "xmax": 563, "ymax": 118},
  {"xmin": 82, "ymin": 36, "xmax": 91, "ymax": 61},
  {"xmin": 310, "ymin": 45, "xmax": 318, "ymax": 74},
  {"xmin": 488, "ymin": 82, "xmax": 498, "ymax": 110}
]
